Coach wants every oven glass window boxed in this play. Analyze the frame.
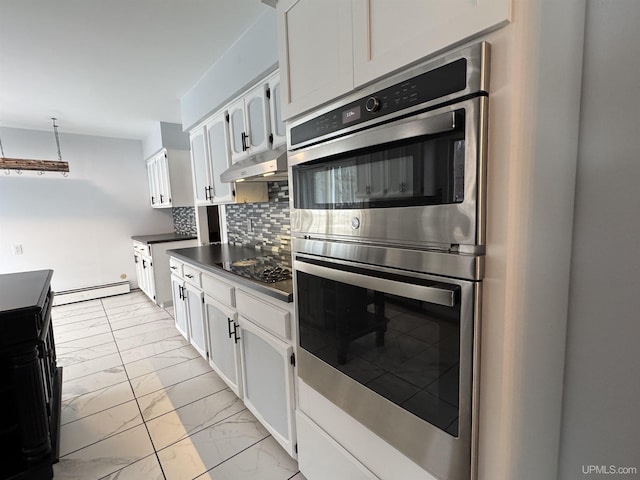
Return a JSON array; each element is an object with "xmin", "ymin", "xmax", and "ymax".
[
  {"xmin": 297, "ymin": 269, "xmax": 461, "ymax": 436},
  {"xmin": 292, "ymin": 116, "xmax": 465, "ymax": 210}
]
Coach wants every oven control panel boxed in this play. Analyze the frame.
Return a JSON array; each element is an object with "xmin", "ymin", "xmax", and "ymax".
[{"xmin": 291, "ymin": 58, "xmax": 469, "ymax": 147}]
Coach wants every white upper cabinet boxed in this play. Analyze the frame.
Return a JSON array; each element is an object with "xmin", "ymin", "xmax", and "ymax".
[
  {"xmin": 206, "ymin": 112, "xmax": 234, "ymax": 203},
  {"xmin": 277, "ymin": 0, "xmax": 354, "ymax": 121},
  {"xmin": 276, "ymin": 0, "xmax": 510, "ymax": 120},
  {"xmin": 267, "ymin": 73, "xmax": 286, "ymax": 148},
  {"xmin": 351, "ymin": 0, "xmax": 510, "ymax": 86},
  {"xmin": 190, "ymin": 128, "xmax": 211, "ymax": 206},
  {"xmin": 228, "ymin": 83, "xmax": 271, "ymax": 164},
  {"xmin": 190, "ymin": 111, "xmax": 266, "ymax": 206},
  {"xmin": 146, "ymin": 149, "xmax": 193, "ymax": 208}
]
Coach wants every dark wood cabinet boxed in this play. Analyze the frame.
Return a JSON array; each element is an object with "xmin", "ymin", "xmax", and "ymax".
[{"xmin": 0, "ymin": 270, "xmax": 62, "ymax": 480}]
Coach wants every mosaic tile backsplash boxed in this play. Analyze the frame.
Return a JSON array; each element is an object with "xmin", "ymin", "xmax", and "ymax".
[
  {"xmin": 172, "ymin": 207, "xmax": 197, "ymax": 235},
  {"xmin": 225, "ymin": 181, "xmax": 290, "ymax": 252}
]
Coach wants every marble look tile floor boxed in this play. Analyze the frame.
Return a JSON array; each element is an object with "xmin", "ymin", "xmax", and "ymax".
[{"xmin": 51, "ymin": 291, "xmax": 305, "ymax": 480}]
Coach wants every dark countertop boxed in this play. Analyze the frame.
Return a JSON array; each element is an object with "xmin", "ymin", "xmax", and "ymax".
[
  {"xmin": 131, "ymin": 233, "xmax": 197, "ymax": 244},
  {"xmin": 0, "ymin": 270, "xmax": 53, "ymax": 317},
  {"xmin": 1, "ymin": 270, "xmax": 53, "ymax": 348},
  {"xmin": 167, "ymin": 244, "xmax": 294, "ymax": 303}
]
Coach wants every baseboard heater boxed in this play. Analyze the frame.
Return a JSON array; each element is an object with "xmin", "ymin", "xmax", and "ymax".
[{"xmin": 52, "ymin": 281, "xmax": 131, "ymax": 306}]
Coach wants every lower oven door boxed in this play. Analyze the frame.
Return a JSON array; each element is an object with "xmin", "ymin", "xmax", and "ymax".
[{"xmin": 294, "ymin": 254, "xmax": 480, "ymax": 480}]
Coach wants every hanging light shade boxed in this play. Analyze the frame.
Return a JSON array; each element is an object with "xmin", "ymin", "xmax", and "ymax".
[{"xmin": 0, "ymin": 118, "xmax": 70, "ymax": 175}]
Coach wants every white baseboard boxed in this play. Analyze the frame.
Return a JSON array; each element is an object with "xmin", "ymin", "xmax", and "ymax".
[{"xmin": 52, "ymin": 281, "xmax": 131, "ymax": 306}]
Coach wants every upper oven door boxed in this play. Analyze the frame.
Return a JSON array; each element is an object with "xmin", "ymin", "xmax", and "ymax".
[{"xmin": 289, "ymin": 96, "xmax": 488, "ymax": 252}]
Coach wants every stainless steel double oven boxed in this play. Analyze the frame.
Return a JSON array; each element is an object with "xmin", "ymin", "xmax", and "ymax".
[{"xmin": 288, "ymin": 43, "xmax": 489, "ymax": 480}]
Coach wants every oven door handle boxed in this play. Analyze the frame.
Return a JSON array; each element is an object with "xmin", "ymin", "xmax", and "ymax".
[
  {"xmin": 294, "ymin": 258, "xmax": 456, "ymax": 307},
  {"xmin": 289, "ymin": 109, "xmax": 457, "ymax": 165}
]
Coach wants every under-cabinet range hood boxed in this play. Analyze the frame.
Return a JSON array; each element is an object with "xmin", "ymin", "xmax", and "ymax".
[{"xmin": 220, "ymin": 146, "xmax": 288, "ymax": 182}]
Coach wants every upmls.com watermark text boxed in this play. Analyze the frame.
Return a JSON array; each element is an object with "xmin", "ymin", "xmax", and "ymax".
[{"xmin": 582, "ymin": 465, "xmax": 638, "ymax": 476}]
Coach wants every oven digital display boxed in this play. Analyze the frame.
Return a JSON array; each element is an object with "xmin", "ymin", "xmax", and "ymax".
[{"xmin": 342, "ymin": 106, "xmax": 361, "ymax": 125}]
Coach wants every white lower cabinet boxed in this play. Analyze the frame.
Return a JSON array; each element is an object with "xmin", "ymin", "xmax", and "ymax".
[
  {"xmin": 184, "ymin": 282, "xmax": 207, "ymax": 358},
  {"xmin": 170, "ymin": 273, "xmax": 189, "ymax": 341},
  {"xmin": 205, "ymin": 294, "xmax": 242, "ymax": 397},
  {"xmin": 168, "ymin": 255, "xmax": 296, "ymax": 459},
  {"xmin": 238, "ymin": 316, "xmax": 296, "ymax": 458},
  {"xmin": 135, "ymin": 253, "xmax": 156, "ymax": 302}
]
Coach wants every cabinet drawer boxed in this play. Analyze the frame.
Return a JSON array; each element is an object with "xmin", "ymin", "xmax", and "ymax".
[
  {"xmin": 169, "ymin": 257, "xmax": 183, "ymax": 278},
  {"xmin": 236, "ymin": 290, "xmax": 290, "ymax": 340},
  {"xmin": 183, "ymin": 264, "xmax": 202, "ymax": 288},
  {"xmin": 202, "ymin": 273, "xmax": 235, "ymax": 308},
  {"xmin": 133, "ymin": 241, "xmax": 151, "ymax": 257}
]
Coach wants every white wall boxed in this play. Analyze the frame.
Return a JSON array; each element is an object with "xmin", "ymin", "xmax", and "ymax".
[
  {"xmin": 558, "ymin": 2, "xmax": 640, "ymax": 477},
  {"xmin": 141, "ymin": 121, "xmax": 190, "ymax": 160},
  {"xmin": 180, "ymin": 9, "xmax": 278, "ymax": 131},
  {"xmin": 0, "ymin": 126, "xmax": 174, "ymax": 292}
]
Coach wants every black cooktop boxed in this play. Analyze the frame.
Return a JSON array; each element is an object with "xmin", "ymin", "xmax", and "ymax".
[{"xmin": 217, "ymin": 254, "xmax": 292, "ymax": 283}]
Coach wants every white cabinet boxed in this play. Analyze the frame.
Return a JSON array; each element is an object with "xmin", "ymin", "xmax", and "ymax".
[
  {"xmin": 239, "ymin": 316, "xmax": 296, "ymax": 458},
  {"xmin": 206, "ymin": 113, "xmax": 235, "ymax": 203},
  {"xmin": 236, "ymin": 289, "xmax": 296, "ymax": 457},
  {"xmin": 166, "ymin": 255, "xmax": 296, "ymax": 458},
  {"xmin": 351, "ymin": 0, "xmax": 510, "ymax": 86},
  {"xmin": 189, "ymin": 114, "xmax": 268, "ymax": 206},
  {"xmin": 184, "ymin": 282, "xmax": 207, "ymax": 358},
  {"xmin": 267, "ymin": 73, "xmax": 286, "ymax": 148},
  {"xmin": 228, "ymin": 83, "xmax": 271, "ymax": 163},
  {"xmin": 132, "ymin": 238, "xmax": 198, "ymax": 307},
  {"xmin": 170, "ymin": 273, "xmax": 189, "ymax": 341},
  {"xmin": 276, "ymin": 0, "xmax": 354, "ymax": 120},
  {"xmin": 135, "ymin": 252, "xmax": 155, "ymax": 301},
  {"xmin": 190, "ymin": 114, "xmax": 234, "ymax": 205},
  {"xmin": 147, "ymin": 153, "xmax": 170, "ymax": 208},
  {"xmin": 190, "ymin": 128, "xmax": 210, "ymax": 205},
  {"xmin": 276, "ymin": 0, "xmax": 510, "ymax": 120},
  {"xmin": 205, "ymin": 294, "xmax": 243, "ymax": 397},
  {"xmin": 146, "ymin": 149, "xmax": 194, "ymax": 208}
]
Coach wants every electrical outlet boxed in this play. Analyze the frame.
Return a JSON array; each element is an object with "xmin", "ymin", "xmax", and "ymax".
[
  {"xmin": 246, "ymin": 218, "xmax": 253, "ymax": 232},
  {"xmin": 13, "ymin": 244, "xmax": 23, "ymax": 255}
]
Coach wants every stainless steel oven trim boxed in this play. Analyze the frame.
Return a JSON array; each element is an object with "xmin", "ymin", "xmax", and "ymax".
[
  {"xmin": 292, "ymin": 237, "xmax": 484, "ymax": 281},
  {"xmin": 287, "ymin": 42, "xmax": 489, "ymax": 151},
  {"xmin": 289, "ymin": 96, "xmax": 488, "ymax": 250},
  {"xmin": 293, "ymin": 255, "xmax": 479, "ymax": 480}
]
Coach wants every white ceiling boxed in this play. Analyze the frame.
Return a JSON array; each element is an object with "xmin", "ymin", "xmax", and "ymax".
[{"xmin": 0, "ymin": 0, "xmax": 270, "ymax": 140}]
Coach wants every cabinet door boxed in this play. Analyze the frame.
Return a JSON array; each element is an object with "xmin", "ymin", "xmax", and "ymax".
[
  {"xmin": 190, "ymin": 128, "xmax": 212, "ymax": 205},
  {"xmin": 185, "ymin": 283, "xmax": 206, "ymax": 358},
  {"xmin": 227, "ymin": 98, "xmax": 247, "ymax": 163},
  {"xmin": 276, "ymin": 0, "xmax": 354, "ymax": 120},
  {"xmin": 171, "ymin": 275, "xmax": 189, "ymax": 341},
  {"xmin": 134, "ymin": 253, "xmax": 145, "ymax": 292},
  {"xmin": 205, "ymin": 112, "xmax": 234, "ymax": 204},
  {"xmin": 140, "ymin": 255, "xmax": 155, "ymax": 302},
  {"xmin": 205, "ymin": 294, "xmax": 242, "ymax": 397},
  {"xmin": 267, "ymin": 74, "xmax": 286, "ymax": 148},
  {"xmin": 157, "ymin": 152, "xmax": 171, "ymax": 206},
  {"xmin": 352, "ymin": 0, "xmax": 510, "ymax": 87},
  {"xmin": 147, "ymin": 158, "xmax": 159, "ymax": 207},
  {"xmin": 244, "ymin": 83, "xmax": 270, "ymax": 156},
  {"xmin": 239, "ymin": 316, "xmax": 296, "ymax": 457}
]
